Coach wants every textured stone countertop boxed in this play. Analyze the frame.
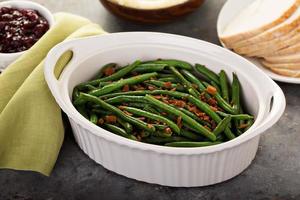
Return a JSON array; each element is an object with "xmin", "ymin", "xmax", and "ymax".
[{"xmin": 0, "ymin": 0, "xmax": 299, "ymax": 199}]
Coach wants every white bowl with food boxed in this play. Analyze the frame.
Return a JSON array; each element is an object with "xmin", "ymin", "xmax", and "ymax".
[
  {"xmin": 99, "ymin": 0, "xmax": 205, "ymax": 23},
  {"xmin": 44, "ymin": 32, "xmax": 285, "ymax": 187},
  {"xmin": 217, "ymin": 0, "xmax": 300, "ymax": 84},
  {"xmin": 0, "ymin": 0, "xmax": 54, "ymax": 71}
]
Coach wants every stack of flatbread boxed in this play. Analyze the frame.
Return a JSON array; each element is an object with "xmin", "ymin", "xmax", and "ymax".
[{"xmin": 219, "ymin": 0, "xmax": 300, "ymax": 78}]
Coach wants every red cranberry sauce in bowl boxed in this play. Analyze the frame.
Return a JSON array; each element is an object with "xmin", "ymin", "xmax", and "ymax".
[{"xmin": 0, "ymin": 6, "xmax": 49, "ymax": 53}]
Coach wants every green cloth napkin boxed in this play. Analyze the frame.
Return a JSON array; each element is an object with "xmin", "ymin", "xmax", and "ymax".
[{"xmin": 0, "ymin": 13, "xmax": 106, "ymax": 175}]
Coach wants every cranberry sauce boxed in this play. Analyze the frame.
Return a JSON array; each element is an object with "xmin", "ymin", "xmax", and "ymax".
[{"xmin": 0, "ymin": 6, "xmax": 49, "ymax": 53}]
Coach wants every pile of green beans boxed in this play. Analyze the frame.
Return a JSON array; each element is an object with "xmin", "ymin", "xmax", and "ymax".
[{"xmin": 72, "ymin": 59, "xmax": 254, "ymax": 148}]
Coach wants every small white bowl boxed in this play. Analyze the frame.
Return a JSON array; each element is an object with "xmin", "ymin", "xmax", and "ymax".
[
  {"xmin": 0, "ymin": 0, "xmax": 55, "ymax": 71},
  {"xmin": 44, "ymin": 32, "xmax": 285, "ymax": 187}
]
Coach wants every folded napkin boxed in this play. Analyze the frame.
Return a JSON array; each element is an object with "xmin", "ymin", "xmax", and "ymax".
[{"xmin": 0, "ymin": 13, "xmax": 106, "ymax": 175}]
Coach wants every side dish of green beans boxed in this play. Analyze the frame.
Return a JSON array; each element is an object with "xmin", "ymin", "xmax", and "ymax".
[{"xmin": 72, "ymin": 59, "xmax": 254, "ymax": 148}]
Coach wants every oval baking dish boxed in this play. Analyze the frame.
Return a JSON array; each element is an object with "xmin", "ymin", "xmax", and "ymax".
[{"xmin": 44, "ymin": 32, "xmax": 285, "ymax": 187}]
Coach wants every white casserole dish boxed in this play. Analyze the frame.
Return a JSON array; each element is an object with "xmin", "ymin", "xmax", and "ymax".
[{"xmin": 44, "ymin": 32, "xmax": 286, "ymax": 187}]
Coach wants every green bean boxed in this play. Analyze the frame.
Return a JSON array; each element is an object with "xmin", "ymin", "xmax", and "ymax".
[
  {"xmin": 80, "ymin": 60, "xmax": 141, "ymax": 86},
  {"xmin": 91, "ymin": 109, "xmax": 111, "ymax": 116},
  {"xmin": 117, "ymin": 118, "xmax": 133, "ymax": 133},
  {"xmin": 153, "ymin": 124, "xmax": 168, "ymax": 131},
  {"xmin": 216, "ymin": 111, "xmax": 254, "ymax": 120},
  {"xmin": 180, "ymin": 129, "xmax": 206, "ymax": 141},
  {"xmin": 89, "ymin": 72, "xmax": 157, "ymax": 96},
  {"xmin": 90, "ymin": 113, "xmax": 98, "ymax": 124},
  {"xmin": 146, "ymin": 59, "xmax": 193, "ymax": 70},
  {"xmin": 152, "ymin": 131, "xmax": 172, "ymax": 138},
  {"xmin": 170, "ymin": 66, "xmax": 200, "ymax": 97},
  {"xmin": 219, "ymin": 70, "xmax": 230, "ymax": 103},
  {"xmin": 210, "ymin": 81, "xmax": 221, "ymax": 94},
  {"xmin": 195, "ymin": 64, "xmax": 220, "ymax": 85},
  {"xmin": 202, "ymin": 82, "xmax": 236, "ymax": 114},
  {"xmin": 132, "ymin": 63, "xmax": 167, "ymax": 73},
  {"xmin": 127, "ymin": 102, "xmax": 151, "ymax": 109},
  {"xmin": 98, "ymin": 82, "xmax": 111, "ymax": 88},
  {"xmin": 231, "ymin": 73, "xmax": 241, "ymax": 114},
  {"xmin": 72, "ymin": 87, "xmax": 80, "ymax": 101},
  {"xmin": 143, "ymin": 105, "xmax": 161, "ymax": 115},
  {"xmin": 104, "ymin": 124, "xmax": 137, "ymax": 141},
  {"xmin": 187, "ymin": 94, "xmax": 235, "ymax": 140},
  {"xmin": 180, "ymin": 69, "xmax": 207, "ymax": 92},
  {"xmin": 146, "ymin": 80, "xmax": 185, "ymax": 91},
  {"xmin": 213, "ymin": 116, "xmax": 231, "ymax": 136},
  {"xmin": 244, "ymin": 119, "xmax": 254, "ymax": 131},
  {"xmin": 158, "ymin": 77, "xmax": 180, "ymax": 83},
  {"xmin": 122, "ymin": 106, "xmax": 180, "ymax": 134},
  {"xmin": 77, "ymin": 105, "xmax": 89, "ymax": 119},
  {"xmin": 99, "ymin": 90, "xmax": 189, "ymax": 99},
  {"xmin": 142, "ymin": 136, "xmax": 189, "ymax": 144},
  {"xmin": 165, "ymin": 141, "xmax": 221, "ymax": 147},
  {"xmin": 145, "ymin": 95, "xmax": 216, "ymax": 141},
  {"xmin": 105, "ymin": 96, "xmax": 148, "ymax": 104},
  {"xmin": 79, "ymin": 93, "xmax": 155, "ymax": 132}
]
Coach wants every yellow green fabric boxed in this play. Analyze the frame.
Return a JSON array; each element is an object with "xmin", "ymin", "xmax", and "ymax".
[{"xmin": 0, "ymin": 13, "xmax": 106, "ymax": 175}]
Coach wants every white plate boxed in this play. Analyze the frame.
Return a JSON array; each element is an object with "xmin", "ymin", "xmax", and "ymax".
[{"xmin": 216, "ymin": 0, "xmax": 300, "ymax": 84}]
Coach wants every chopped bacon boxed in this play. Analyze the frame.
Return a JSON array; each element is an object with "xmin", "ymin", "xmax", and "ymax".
[
  {"xmin": 148, "ymin": 85, "xmax": 156, "ymax": 91},
  {"xmin": 163, "ymin": 81, "xmax": 172, "ymax": 89},
  {"xmin": 210, "ymin": 106, "xmax": 218, "ymax": 112},
  {"xmin": 105, "ymin": 115, "xmax": 117, "ymax": 123},
  {"xmin": 165, "ymin": 127, "xmax": 172, "ymax": 134},
  {"xmin": 169, "ymin": 99, "xmax": 186, "ymax": 108},
  {"xmin": 104, "ymin": 67, "xmax": 115, "ymax": 76},
  {"xmin": 176, "ymin": 116, "xmax": 183, "ymax": 128},
  {"xmin": 206, "ymin": 85, "xmax": 217, "ymax": 95},
  {"xmin": 153, "ymin": 95, "xmax": 162, "ymax": 99},
  {"xmin": 208, "ymin": 98, "xmax": 217, "ymax": 106},
  {"xmin": 123, "ymin": 111, "xmax": 132, "ymax": 116},
  {"xmin": 147, "ymin": 124, "xmax": 154, "ymax": 129},
  {"xmin": 239, "ymin": 124, "xmax": 249, "ymax": 129},
  {"xmin": 203, "ymin": 115, "xmax": 210, "ymax": 121},
  {"xmin": 122, "ymin": 84, "xmax": 130, "ymax": 92},
  {"xmin": 97, "ymin": 118, "xmax": 104, "ymax": 125},
  {"xmin": 137, "ymin": 117, "xmax": 146, "ymax": 121}
]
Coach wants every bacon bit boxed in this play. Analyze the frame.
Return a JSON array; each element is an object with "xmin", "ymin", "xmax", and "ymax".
[
  {"xmin": 118, "ymin": 106, "xmax": 126, "ymax": 110},
  {"xmin": 176, "ymin": 116, "xmax": 182, "ymax": 128},
  {"xmin": 148, "ymin": 85, "xmax": 156, "ymax": 91},
  {"xmin": 170, "ymin": 88, "xmax": 177, "ymax": 91},
  {"xmin": 147, "ymin": 124, "xmax": 154, "ymax": 129},
  {"xmin": 123, "ymin": 111, "xmax": 133, "ymax": 116},
  {"xmin": 192, "ymin": 84, "xmax": 198, "ymax": 89},
  {"xmin": 137, "ymin": 117, "xmax": 146, "ymax": 121},
  {"xmin": 239, "ymin": 124, "xmax": 249, "ymax": 129},
  {"xmin": 206, "ymin": 85, "xmax": 217, "ymax": 95},
  {"xmin": 104, "ymin": 67, "xmax": 115, "ymax": 76},
  {"xmin": 203, "ymin": 115, "xmax": 210, "ymax": 121},
  {"xmin": 162, "ymin": 99, "xmax": 169, "ymax": 104},
  {"xmin": 105, "ymin": 115, "xmax": 117, "ymax": 123},
  {"xmin": 188, "ymin": 105, "xmax": 197, "ymax": 112},
  {"xmin": 195, "ymin": 110, "xmax": 205, "ymax": 117},
  {"xmin": 163, "ymin": 81, "xmax": 172, "ymax": 89},
  {"xmin": 208, "ymin": 98, "xmax": 217, "ymax": 106},
  {"xmin": 153, "ymin": 95, "xmax": 162, "ymax": 99},
  {"xmin": 165, "ymin": 127, "xmax": 172, "ymax": 134},
  {"xmin": 136, "ymin": 135, "xmax": 142, "ymax": 141},
  {"xmin": 97, "ymin": 118, "xmax": 104, "ymax": 125},
  {"xmin": 211, "ymin": 121, "xmax": 217, "ymax": 130},
  {"xmin": 161, "ymin": 112, "xmax": 167, "ymax": 115},
  {"xmin": 210, "ymin": 106, "xmax": 218, "ymax": 112},
  {"xmin": 169, "ymin": 99, "xmax": 186, "ymax": 108},
  {"xmin": 122, "ymin": 84, "xmax": 130, "ymax": 92}
]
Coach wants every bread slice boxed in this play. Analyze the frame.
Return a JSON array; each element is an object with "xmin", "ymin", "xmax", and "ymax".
[
  {"xmin": 220, "ymin": 0, "xmax": 300, "ymax": 48},
  {"xmin": 231, "ymin": 7, "xmax": 300, "ymax": 49},
  {"xmin": 233, "ymin": 27, "xmax": 300, "ymax": 57},
  {"xmin": 262, "ymin": 42, "xmax": 300, "ymax": 56},
  {"xmin": 262, "ymin": 60, "xmax": 300, "ymax": 69},
  {"xmin": 269, "ymin": 67, "xmax": 300, "ymax": 77},
  {"xmin": 264, "ymin": 52, "xmax": 300, "ymax": 63}
]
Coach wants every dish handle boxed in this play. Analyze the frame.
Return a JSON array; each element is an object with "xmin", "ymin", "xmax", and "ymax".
[
  {"xmin": 44, "ymin": 38, "xmax": 101, "ymax": 110},
  {"xmin": 251, "ymin": 84, "xmax": 286, "ymax": 135}
]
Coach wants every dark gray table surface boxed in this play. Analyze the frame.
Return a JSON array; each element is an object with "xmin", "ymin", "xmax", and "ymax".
[{"xmin": 1, "ymin": 0, "xmax": 300, "ymax": 199}]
